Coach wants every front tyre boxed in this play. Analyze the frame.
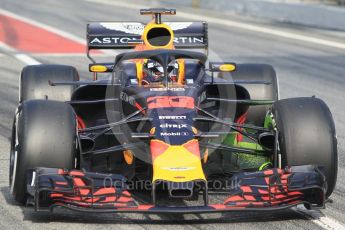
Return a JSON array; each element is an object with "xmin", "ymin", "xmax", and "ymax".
[
  {"xmin": 10, "ymin": 100, "xmax": 77, "ymax": 204},
  {"xmin": 273, "ymin": 97, "xmax": 337, "ymax": 198}
]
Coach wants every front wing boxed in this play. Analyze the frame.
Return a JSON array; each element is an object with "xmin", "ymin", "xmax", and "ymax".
[{"xmin": 27, "ymin": 165, "xmax": 326, "ymax": 213}]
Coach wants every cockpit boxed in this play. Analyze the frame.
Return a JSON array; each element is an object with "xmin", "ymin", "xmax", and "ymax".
[{"xmin": 113, "ymin": 49, "xmax": 207, "ymax": 88}]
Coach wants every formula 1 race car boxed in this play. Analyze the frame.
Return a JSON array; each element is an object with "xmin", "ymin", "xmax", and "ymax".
[{"xmin": 10, "ymin": 9, "xmax": 337, "ymax": 213}]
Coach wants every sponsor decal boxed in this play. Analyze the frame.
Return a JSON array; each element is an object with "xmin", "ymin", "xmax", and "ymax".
[
  {"xmin": 160, "ymin": 123, "xmax": 187, "ymax": 129},
  {"xmin": 186, "ymin": 79, "xmax": 194, "ymax": 84},
  {"xmin": 198, "ymin": 91, "xmax": 207, "ymax": 103},
  {"xmin": 120, "ymin": 92, "xmax": 136, "ymax": 106},
  {"xmin": 90, "ymin": 37, "xmax": 142, "ymax": 45},
  {"xmin": 90, "ymin": 36, "xmax": 204, "ymax": 45},
  {"xmin": 159, "ymin": 115, "xmax": 187, "ymax": 120},
  {"xmin": 149, "ymin": 88, "xmax": 185, "ymax": 92},
  {"xmin": 100, "ymin": 22, "xmax": 193, "ymax": 35},
  {"xmin": 162, "ymin": 167, "xmax": 196, "ymax": 171},
  {"xmin": 160, "ymin": 132, "xmax": 189, "ymax": 136},
  {"xmin": 173, "ymin": 36, "xmax": 204, "ymax": 44},
  {"xmin": 100, "ymin": 22, "xmax": 144, "ymax": 35},
  {"xmin": 165, "ymin": 22, "xmax": 193, "ymax": 31},
  {"xmin": 130, "ymin": 79, "xmax": 138, "ymax": 84}
]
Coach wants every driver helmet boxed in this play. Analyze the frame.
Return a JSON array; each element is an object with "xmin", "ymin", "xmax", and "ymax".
[{"xmin": 143, "ymin": 60, "xmax": 179, "ymax": 84}]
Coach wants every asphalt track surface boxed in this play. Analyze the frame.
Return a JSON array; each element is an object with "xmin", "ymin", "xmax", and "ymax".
[{"xmin": 0, "ymin": 0, "xmax": 345, "ymax": 229}]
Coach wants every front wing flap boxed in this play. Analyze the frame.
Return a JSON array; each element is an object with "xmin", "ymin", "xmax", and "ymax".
[{"xmin": 27, "ymin": 165, "xmax": 326, "ymax": 213}]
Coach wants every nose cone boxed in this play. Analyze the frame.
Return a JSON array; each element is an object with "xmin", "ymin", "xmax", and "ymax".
[{"xmin": 151, "ymin": 140, "xmax": 206, "ymax": 183}]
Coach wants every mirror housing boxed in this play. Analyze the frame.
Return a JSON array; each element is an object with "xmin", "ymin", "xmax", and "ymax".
[{"xmin": 209, "ymin": 62, "xmax": 236, "ymax": 72}]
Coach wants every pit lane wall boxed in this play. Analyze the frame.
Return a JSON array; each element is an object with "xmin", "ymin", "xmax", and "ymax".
[{"xmin": 154, "ymin": 0, "xmax": 345, "ymax": 31}]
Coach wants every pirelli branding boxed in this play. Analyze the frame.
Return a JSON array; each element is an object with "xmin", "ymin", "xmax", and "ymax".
[{"xmin": 159, "ymin": 115, "xmax": 187, "ymax": 120}]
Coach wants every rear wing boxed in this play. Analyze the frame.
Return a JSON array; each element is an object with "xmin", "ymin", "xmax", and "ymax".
[{"xmin": 87, "ymin": 22, "xmax": 208, "ymax": 50}]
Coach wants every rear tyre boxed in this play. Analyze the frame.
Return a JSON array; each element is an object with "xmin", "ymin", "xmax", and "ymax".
[
  {"xmin": 272, "ymin": 97, "xmax": 337, "ymax": 197},
  {"xmin": 20, "ymin": 64, "xmax": 79, "ymax": 102},
  {"xmin": 9, "ymin": 100, "xmax": 77, "ymax": 204}
]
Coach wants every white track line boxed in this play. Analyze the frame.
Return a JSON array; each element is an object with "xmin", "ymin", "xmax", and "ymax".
[
  {"xmin": 0, "ymin": 41, "xmax": 15, "ymax": 52},
  {"xmin": 85, "ymin": 0, "xmax": 345, "ymax": 51},
  {"xmin": 14, "ymin": 54, "xmax": 41, "ymax": 65},
  {"xmin": 294, "ymin": 206, "xmax": 345, "ymax": 230},
  {"xmin": 0, "ymin": 41, "xmax": 41, "ymax": 65}
]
